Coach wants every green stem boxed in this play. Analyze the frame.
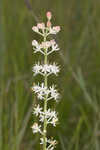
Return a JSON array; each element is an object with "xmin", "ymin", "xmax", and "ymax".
[{"xmin": 43, "ymin": 35, "xmax": 48, "ymax": 150}]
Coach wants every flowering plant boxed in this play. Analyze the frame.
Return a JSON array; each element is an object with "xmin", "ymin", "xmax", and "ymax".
[{"xmin": 31, "ymin": 11, "xmax": 61, "ymax": 150}]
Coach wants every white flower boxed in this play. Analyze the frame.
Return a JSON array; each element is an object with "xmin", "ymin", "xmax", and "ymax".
[
  {"xmin": 40, "ymin": 138, "xmax": 44, "ymax": 144},
  {"xmin": 31, "ymin": 123, "xmax": 41, "ymax": 133},
  {"xmin": 40, "ymin": 137, "xmax": 57, "ymax": 150},
  {"xmin": 32, "ymin": 83, "xmax": 49, "ymax": 100},
  {"xmin": 32, "ymin": 63, "xmax": 42, "ymax": 75},
  {"xmin": 42, "ymin": 64, "xmax": 50, "ymax": 74},
  {"xmin": 39, "ymin": 83, "xmax": 47, "ymax": 92},
  {"xmin": 47, "ymin": 147, "xmax": 54, "ymax": 150},
  {"xmin": 40, "ymin": 137, "xmax": 57, "ymax": 149},
  {"xmin": 47, "ymin": 138, "xmax": 57, "ymax": 150},
  {"xmin": 33, "ymin": 104, "xmax": 42, "ymax": 116},
  {"xmin": 49, "ymin": 85, "xmax": 59, "ymax": 101},
  {"xmin": 42, "ymin": 63, "xmax": 59, "ymax": 75},
  {"xmin": 37, "ymin": 93, "xmax": 44, "ymax": 100},
  {"xmin": 49, "ymin": 63, "xmax": 60, "ymax": 75},
  {"xmin": 48, "ymin": 138, "xmax": 57, "ymax": 146},
  {"xmin": 32, "ymin": 84, "xmax": 40, "ymax": 93},
  {"xmin": 32, "ymin": 83, "xmax": 47, "ymax": 93},
  {"xmin": 39, "ymin": 113, "xmax": 45, "ymax": 122},
  {"xmin": 51, "ymin": 116, "xmax": 58, "ymax": 127},
  {"xmin": 40, "ymin": 109, "xmax": 59, "ymax": 126}
]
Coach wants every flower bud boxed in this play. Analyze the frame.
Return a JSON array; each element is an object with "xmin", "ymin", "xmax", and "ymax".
[
  {"xmin": 32, "ymin": 26, "xmax": 38, "ymax": 32},
  {"xmin": 37, "ymin": 23, "xmax": 45, "ymax": 29},
  {"xmin": 53, "ymin": 26, "xmax": 60, "ymax": 33},
  {"xmin": 46, "ymin": 11, "xmax": 52, "ymax": 20},
  {"xmin": 47, "ymin": 21, "xmax": 51, "ymax": 28}
]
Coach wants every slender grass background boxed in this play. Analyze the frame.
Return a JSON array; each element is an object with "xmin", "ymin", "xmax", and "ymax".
[{"xmin": 0, "ymin": 0, "xmax": 100, "ymax": 150}]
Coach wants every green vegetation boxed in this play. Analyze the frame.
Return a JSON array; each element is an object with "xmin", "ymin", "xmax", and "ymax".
[{"xmin": 0, "ymin": 0, "xmax": 100, "ymax": 150}]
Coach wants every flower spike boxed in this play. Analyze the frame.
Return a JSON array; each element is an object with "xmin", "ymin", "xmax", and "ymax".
[{"xmin": 31, "ymin": 11, "xmax": 61, "ymax": 150}]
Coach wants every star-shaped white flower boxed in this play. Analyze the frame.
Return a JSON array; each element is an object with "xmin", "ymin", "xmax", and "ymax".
[
  {"xmin": 33, "ymin": 104, "xmax": 42, "ymax": 116},
  {"xmin": 31, "ymin": 123, "xmax": 41, "ymax": 133}
]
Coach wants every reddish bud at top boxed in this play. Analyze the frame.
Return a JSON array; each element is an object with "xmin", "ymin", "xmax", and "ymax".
[{"xmin": 46, "ymin": 11, "xmax": 52, "ymax": 20}]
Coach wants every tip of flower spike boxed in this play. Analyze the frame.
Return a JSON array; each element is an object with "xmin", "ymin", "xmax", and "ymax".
[{"xmin": 46, "ymin": 11, "xmax": 52, "ymax": 20}]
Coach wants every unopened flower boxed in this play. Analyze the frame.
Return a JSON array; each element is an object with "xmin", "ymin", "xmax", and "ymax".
[
  {"xmin": 47, "ymin": 21, "xmax": 52, "ymax": 27},
  {"xmin": 51, "ymin": 40, "xmax": 59, "ymax": 50},
  {"xmin": 32, "ymin": 40, "xmax": 38, "ymax": 47},
  {"xmin": 50, "ymin": 26, "xmax": 60, "ymax": 34},
  {"xmin": 46, "ymin": 11, "xmax": 52, "ymax": 20},
  {"xmin": 47, "ymin": 40, "xmax": 59, "ymax": 55},
  {"xmin": 32, "ymin": 40, "xmax": 41, "ymax": 53},
  {"xmin": 32, "ymin": 26, "xmax": 39, "ymax": 32},
  {"xmin": 37, "ymin": 23, "xmax": 45, "ymax": 30}
]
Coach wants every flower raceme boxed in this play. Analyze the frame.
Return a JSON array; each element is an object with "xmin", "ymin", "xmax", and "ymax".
[{"xmin": 31, "ymin": 11, "xmax": 61, "ymax": 150}]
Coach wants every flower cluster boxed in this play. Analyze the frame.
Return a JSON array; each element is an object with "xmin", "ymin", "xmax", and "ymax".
[
  {"xmin": 32, "ymin": 39, "xmax": 59, "ymax": 55},
  {"xmin": 32, "ymin": 83, "xmax": 59, "ymax": 101},
  {"xmin": 32, "ymin": 63, "xmax": 60, "ymax": 76},
  {"xmin": 40, "ymin": 138, "xmax": 57, "ymax": 150},
  {"xmin": 31, "ymin": 11, "xmax": 60, "ymax": 150},
  {"xmin": 33, "ymin": 104, "xmax": 58, "ymax": 126},
  {"xmin": 32, "ymin": 12, "xmax": 60, "ymax": 36}
]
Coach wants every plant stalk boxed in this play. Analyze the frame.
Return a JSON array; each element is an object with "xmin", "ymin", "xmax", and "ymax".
[{"xmin": 43, "ymin": 34, "xmax": 48, "ymax": 150}]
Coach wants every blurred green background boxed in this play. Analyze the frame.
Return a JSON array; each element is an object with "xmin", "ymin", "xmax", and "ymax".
[{"xmin": 0, "ymin": 0, "xmax": 100, "ymax": 150}]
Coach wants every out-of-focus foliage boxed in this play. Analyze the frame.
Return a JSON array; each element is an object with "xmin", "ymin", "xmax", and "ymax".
[{"xmin": 0, "ymin": 0, "xmax": 100, "ymax": 150}]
